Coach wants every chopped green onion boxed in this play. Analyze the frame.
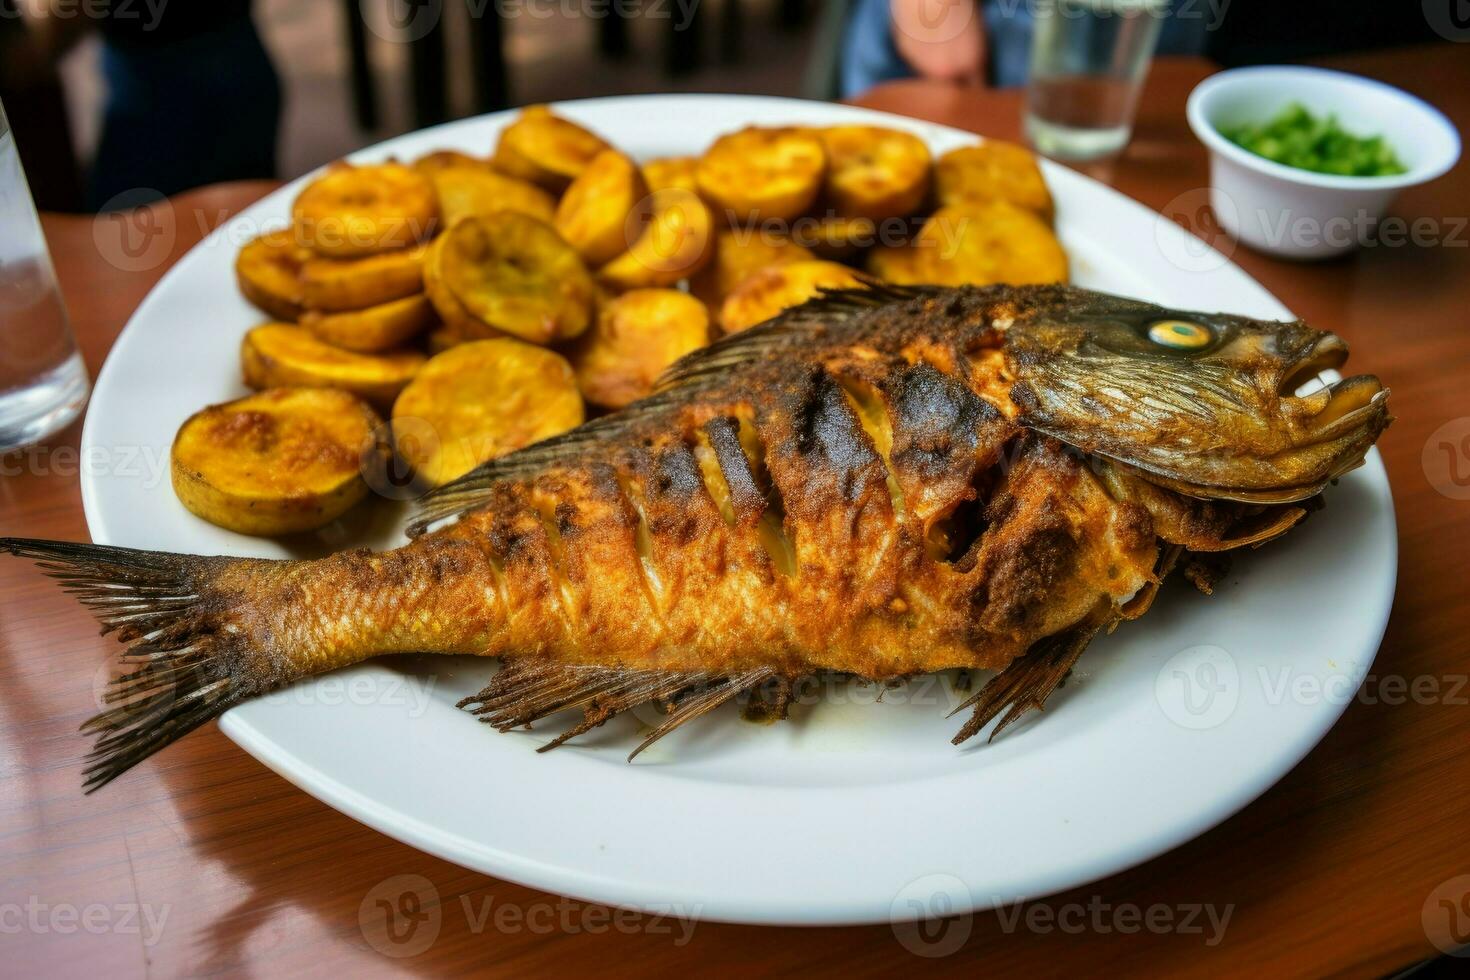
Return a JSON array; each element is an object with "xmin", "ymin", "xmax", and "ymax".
[{"xmin": 1219, "ymin": 103, "xmax": 1407, "ymax": 177}]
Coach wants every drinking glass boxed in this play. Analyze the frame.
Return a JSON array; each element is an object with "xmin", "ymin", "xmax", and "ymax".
[
  {"xmin": 0, "ymin": 98, "xmax": 89, "ymax": 452},
  {"xmin": 1024, "ymin": 0, "xmax": 1166, "ymax": 161}
]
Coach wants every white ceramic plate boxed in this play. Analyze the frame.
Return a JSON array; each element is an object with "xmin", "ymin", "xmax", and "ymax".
[{"xmin": 80, "ymin": 95, "xmax": 1396, "ymax": 926}]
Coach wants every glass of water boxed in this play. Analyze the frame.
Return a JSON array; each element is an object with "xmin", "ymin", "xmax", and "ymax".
[
  {"xmin": 0, "ymin": 98, "xmax": 89, "ymax": 451},
  {"xmin": 1024, "ymin": 0, "xmax": 1166, "ymax": 161}
]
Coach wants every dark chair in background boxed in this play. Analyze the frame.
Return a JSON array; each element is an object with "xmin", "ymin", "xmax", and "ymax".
[
  {"xmin": 343, "ymin": 0, "xmax": 816, "ymax": 132},
  {"xmin": 343, "ymin": 0, "xmax": 509, "ymax": 130}
]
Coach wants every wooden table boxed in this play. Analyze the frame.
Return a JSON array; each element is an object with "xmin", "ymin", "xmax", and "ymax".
[{"xmin": 3, "ymin": 49, "xmax": 1467, "ymax": 976}]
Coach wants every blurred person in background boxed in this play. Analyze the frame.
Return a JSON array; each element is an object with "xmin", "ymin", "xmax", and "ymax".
[
  {"xmin": 0, "ymin": 0, "xmax": 280, "ymax": 211},
  {"xmin": 840, "ymin": 0, "xmax": 1448, "ymax": 99}
]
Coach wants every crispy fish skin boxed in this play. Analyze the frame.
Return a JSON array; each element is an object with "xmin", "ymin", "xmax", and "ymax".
[{"xmin": 1, "ymin": 284, "xmax": 1390, "ymax": 789}]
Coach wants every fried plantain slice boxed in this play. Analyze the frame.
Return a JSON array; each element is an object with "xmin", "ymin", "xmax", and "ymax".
[
  {"xmin": 804, "ymin": 214, "xmax": 882, "ymax": 260},
  {"xmin": 301, "ymin": 294, "xmax": 438, "ymax": 353},
  {"xmin": 422, "ymin": 232, "xmax": 487, "ymax": 340},
  {"xmin": 171, "ymin": 387, "xmax": 380, "ymax": 536},
  {"xmin": 492, "ymin": 105, "xmax": 611, "ymax": 193},
  {"xmin": 298, "ymin": 244, "xmax": 427, "ymax": 312},
  {"xmin": 719, "ymin": 260, "xmax": 866, "ymax": 333},
  {"xmin": 865, "ymin": 241, "xmax": 929, "ymax": 284},
  {"xmin": 688, "ymin": 228, "xmax": 816, "ymax": 310},
  {"xmin": 640, "ymin": 155, "xmax": 700, "ymax": 195},
  {"xmin": 908, "ymin": 201, "xmax": 1068, "ymax": 286},
  {"xmin": 236, "ymin": 229, "xmax": 307, "ymax": 321},
  {"xmin": 568, "ymin": 289, "xmax": 710, "ymax": 409},
  {"xmin": 555, "ymin": 149, "xmax": 646, "ymax": 267},
  {"xmin": 596, "ymin": 187, "xmax": 714, "ymax": 291},
  {"xmin": 292, "ymin": 161, "xmax": 439, "ymax": 258},
  {"xmin": 242, "ymin": 323, "xmax": 426, "ymax": 409},
  {"xmin": 428, "ymin": 212, "xmax": 595, "ymax": 344},
  {"xmin": 818, "ymin": 125, "xmax": 932, "ymax": 221},
  {"xmin": 412, "ymin": 149, "xmax": 494, "ymax": 174},
  {"xmin": 392, "ymin": 338, "xmax": 584, "ymax": 487},
  {"xmin": 427, "ymin": 165, "xmax": 557, "ymax": 227},
  {"xmin": 696, "ymin": 126, "xmax": 827, "ymax": 223},
  {"xmin": 934, "ymin": 141, "xmax": 1054, "ymax": 222}
]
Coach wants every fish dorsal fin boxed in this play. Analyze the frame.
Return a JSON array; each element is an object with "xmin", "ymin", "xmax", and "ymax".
[
  {"xmin": 407, "ymin": 282, "xmax": 938, "ymax": 536},
  {"xmin": 656, "ymin": 281, "xmax": 936, "ymax": 389}
]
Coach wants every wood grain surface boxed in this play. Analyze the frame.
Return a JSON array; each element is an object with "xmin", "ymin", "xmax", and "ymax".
[{"xmin": 2, "ymin": 49, "xmax": 1467, "ymax": 977}]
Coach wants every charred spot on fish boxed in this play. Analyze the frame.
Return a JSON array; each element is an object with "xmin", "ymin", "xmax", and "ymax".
[
  {"xmin": 789, "ymin": 369, "xmax": 881, "ymax": 504},
  {"xmin": 703, "ymin": 415, "xmax": 766, "ymax": 526},
  {"xmin": 832, "ymin": 374, "xmax": 906, "ymax": 519},
  {"xmin": 651, "ymin": 440, "xmax": 704, "ymax": 503},
  {"xmin": 886, "ymin": 362, "xmax": 998, "ymax": 479}
]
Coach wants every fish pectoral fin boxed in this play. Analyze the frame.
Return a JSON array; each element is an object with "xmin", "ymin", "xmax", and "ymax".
[
  {"xmin": 948, "ymin": 621, "xmax": 1103, "ymax": 746},
  {"xmin": 459, "ymin": 659, "xmax": 779, "ymax": 759}
]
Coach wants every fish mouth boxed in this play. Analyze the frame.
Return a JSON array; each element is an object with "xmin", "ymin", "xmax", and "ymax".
[
  {"xmin": 1145, "ymin": 370, "xmax": 1391, "ymax": 504},
  {"xmin": 1275, "ymin": 332, "xmax": 1349, "ymax": 397}
]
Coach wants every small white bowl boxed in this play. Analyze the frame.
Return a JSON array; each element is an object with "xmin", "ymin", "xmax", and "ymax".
[{"xmin": 1186, "ymin": 65, "xmax": 1460, "ymax": 260}]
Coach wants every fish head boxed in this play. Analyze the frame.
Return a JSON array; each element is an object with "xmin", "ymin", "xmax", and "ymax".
[{"xmin": 1002, "ymin": 291, "xmax": 1390, "ymax": 502}]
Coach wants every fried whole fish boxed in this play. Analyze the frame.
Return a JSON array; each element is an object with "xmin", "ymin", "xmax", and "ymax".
[{"xmin": 2, "ymin": 284, "xmax": 1390, "ymax": 791}]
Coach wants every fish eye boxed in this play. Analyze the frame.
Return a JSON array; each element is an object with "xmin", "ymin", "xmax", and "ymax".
[{"xmin": 1147, "ymin": 319, "xmax": 1212, "ymax": 350}]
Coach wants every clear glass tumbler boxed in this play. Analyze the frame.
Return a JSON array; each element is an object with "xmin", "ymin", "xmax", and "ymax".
[
  {"xmin": 1024, "ymin": 0, "xmax": 1166, "ymax": 161},
  {"xmin": 0, "ymin": 98, "xmax": 89, "ymax": 451}
]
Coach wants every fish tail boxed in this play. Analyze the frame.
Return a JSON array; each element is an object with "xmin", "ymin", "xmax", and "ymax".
[
  {"xmin": 2, "ymin": 535, "xmax": 495, "ymax": 791},
  {"xmin": 1, "ymin": 538, "xmax": 272, "ymax": 791}
]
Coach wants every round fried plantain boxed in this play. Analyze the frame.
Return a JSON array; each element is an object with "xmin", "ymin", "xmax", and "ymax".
[
  {"xmin": 689, "ymin": 228, "xmax": 816, "ymax": 311},
  {"xmin": 910, "ymin": 201, "xmax": 1068, "ymax": 286},
  {"xmin": 804, "ymin": 214, "xmax": 881, "ymax": 260},
  {"xmin": 719, "ymin": 260, "xmax": 865, "ymax": 333},
  {"xmin": 865, "ymin": 241, "xmax": 929, "ymax": 284},
  {"xmin": 236, "ymin": 229, "xmax": 307, "ymax": 321},
  {"xmin": 171, "ymin": 387, "xmax": 380, "ymax": 536},
  {"xmin": 569, "ymin": 289, "xmax": 710, "ymax": 409},
  {"xmin": 392, "ymin": 338, "xmax": 584, "ymax": 487},
  {"xmin": 696, "ymin": 127, "xmax": 827, "ymax": 224},
  {"xmin": 242, "ymin": 323, "xmax": 426, "ymax": 409},
  {"xmin": 934, "ymin": 141, "xmax": 1054, "ymax": 222},
  {"xmin": 429, "ymin": 212, "xmax": 595, "ymax": 344},
  {"xmin": 412, "ymin": 149, "xmax": 494, "ymax": 174},
  {"xmin": 555, "ymin": 149, "xmax": 646, "ymax": 268},
  {"xmin": 818, "ymin": 125, "xmax": 932, "ymax": 221},
  {"xmin": 292, "ymin": 161, "xmax": 439, "ymax": 258},
  {"xmin": 597, "ymin": 187, "xmax": 714, "ymax": 291},
  {"xmin": 301, "ymin": 294, "xmax": 438, "ymax": 353},
  {"xmin": 427, "ymin": 165, "xmax": 557, "ymax": 227},
  {"xmin": 492, "ymin": 105, "xmax": 611, "ymax": 193},
  {"xmin": 640, "ymin": 155, "xmax": 700, "ymax": 195},
  {"xmin": 298, "ymin": 244, "xmax": 427, "ymax": 312}
]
